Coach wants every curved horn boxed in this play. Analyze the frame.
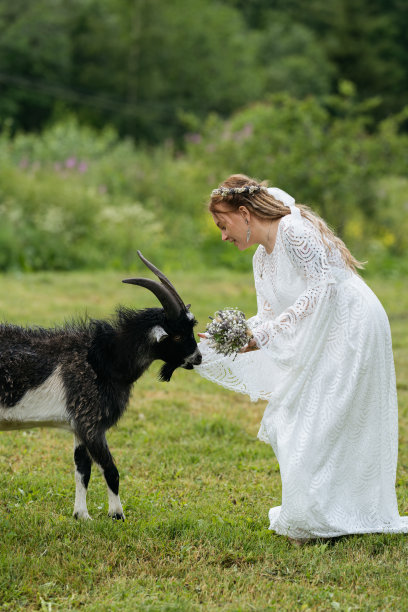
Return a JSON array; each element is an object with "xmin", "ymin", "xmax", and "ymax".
[
  {"xmin": 122, "ymin": 277, "xmax": 181, "ymax": 320},
  {"xmin": 137, "ymin": 250, "xmax": 186, "ymax": 311}
]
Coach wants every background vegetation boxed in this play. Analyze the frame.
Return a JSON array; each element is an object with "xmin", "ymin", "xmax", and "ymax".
[
  {"xmin": 0, "ymin": 99, "xmax": 407, "ymax": 274},
  {"xmin": 0, "ymin": 0, "xmax": 407, "ymax": 275},
  {"xmin": 1, "ymin": 0, "xmax": 407, "ymax": 141}
]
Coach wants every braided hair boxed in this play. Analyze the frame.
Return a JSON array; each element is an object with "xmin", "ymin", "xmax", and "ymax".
[{"xmin": 209, "ymin": 174, "xmax": 364, "ymax": 272}]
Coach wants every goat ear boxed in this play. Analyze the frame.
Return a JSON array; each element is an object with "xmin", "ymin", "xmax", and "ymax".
[{"xmin": 150, "ymin": 325, "xmax": 169, "ymax": 343}]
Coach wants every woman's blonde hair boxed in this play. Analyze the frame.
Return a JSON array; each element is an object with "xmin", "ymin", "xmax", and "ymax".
[{"xmin": 209, "ymin": 174, "xmax": 364, "ymax": 272}]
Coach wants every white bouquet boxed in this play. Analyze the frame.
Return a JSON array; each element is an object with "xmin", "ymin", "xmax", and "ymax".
[{"xmin": 205, "ymin": 307, "xmax": 253, "ymax": 357}]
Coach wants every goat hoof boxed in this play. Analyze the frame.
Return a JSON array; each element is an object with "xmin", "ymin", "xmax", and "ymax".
[
  {"xmin": 109, "ymin": 512, "xmax": 125, "ymax": 521},
  {"xmin": 73, "ymin": 510, "xmax": 92, "ymax": 520}
]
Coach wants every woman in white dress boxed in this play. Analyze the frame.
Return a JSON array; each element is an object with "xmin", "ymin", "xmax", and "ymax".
[{"xmin": 195, "ymin": 173, "xmax": 408, "ymax": 541}]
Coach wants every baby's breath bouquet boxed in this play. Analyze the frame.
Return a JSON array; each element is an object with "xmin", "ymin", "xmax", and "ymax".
[{"xmin": 205, "ymin": 307, "xmax": 253, "ymax": 357}]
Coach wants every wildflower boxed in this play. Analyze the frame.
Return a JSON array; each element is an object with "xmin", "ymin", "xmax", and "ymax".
[
  {"xmin": 65, "ymin": 157, "xmax": 77, "ymax": 169},
  {"xmin": 78, "ymin": 161, "xmax": 88, "ymax": 173}
]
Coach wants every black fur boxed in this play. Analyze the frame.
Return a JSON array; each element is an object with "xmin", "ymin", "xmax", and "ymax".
[
  {"xmin": 0, "ymin": 325, "xmax": 57, "ymax": 407},
  {"xmin": 0, "ymin": 308, "xmax": 199, "ymax": 429},
  {"xmin": 0, "ymin": 305, "xmax": 201, "ymax": 519},
  {"xmin": 74, "ymin": 444, "xmax": 92, "ymax": 489}
]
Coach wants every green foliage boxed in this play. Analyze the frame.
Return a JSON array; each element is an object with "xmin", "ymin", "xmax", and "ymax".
[
  {"xmin": 296, "ymin": 0, "xmax": 407, "ymax": 117},
  {"xmin": 0, "ymin": 0, "xmax": 263, "ymax": 142},
  {"xmin": 0, "ymin": 0, "xmax": 72, "ymax": 128},
  {"xmin": 259, "ymin": 19, "xmax": 335, "ymax": 98},
  {"xmin": 0, "ymin": 0, "xmax": 407, "ymax": 141},
  {"xmin": 374, "ymin": 177, "xmax": 408, "ymax": 256},
  {"xmin": 0, "ymin": 124, "xmax": 165, "ymax": 270},
  {"xmin": 0, "ymin": 94, "xmax": 407, "ymax": 273},
  {"xmin": 185, "ymin": 94, "xmax": 408, "ymax": 270}
]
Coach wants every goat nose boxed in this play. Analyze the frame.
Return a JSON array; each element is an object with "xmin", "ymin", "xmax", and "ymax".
[{"xmin": 190, "ymin": 347, "xmax": 202, "ymax": 365}]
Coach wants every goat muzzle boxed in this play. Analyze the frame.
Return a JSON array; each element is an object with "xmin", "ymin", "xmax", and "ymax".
[{"xmin": 183, "ymin": 347, "xmax": 202, "ymax": 368}]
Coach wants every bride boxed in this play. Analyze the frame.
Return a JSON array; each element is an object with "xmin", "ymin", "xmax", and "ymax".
[{"xmin": 195, "ymin": 173, "xmax": 408, "ymax": 542}]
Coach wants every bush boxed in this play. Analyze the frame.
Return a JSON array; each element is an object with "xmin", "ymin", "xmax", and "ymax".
[
  {"xmin": 185, "ymin": 94, "xmax": 408, "ymax": 269},
  {"xmin": 0, "ymin": 97, "xmax": 407, "ymax": 274},
  {"xmin": 0, "ymin": 159, "xmax": 163, "ymax": 271}
]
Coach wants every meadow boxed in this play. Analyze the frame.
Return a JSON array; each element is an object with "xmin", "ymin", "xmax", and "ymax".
[{"xmin": 0, "ymin": 269, "xmax": 407, "ymax": 611}]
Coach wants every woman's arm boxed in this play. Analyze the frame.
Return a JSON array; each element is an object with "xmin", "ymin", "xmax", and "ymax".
[{"xmin": 251, "ymin": 218, "xmax": 337, "ymax": 353}]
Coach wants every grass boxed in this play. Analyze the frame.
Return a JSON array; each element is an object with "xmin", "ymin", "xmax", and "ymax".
[{"xmin": 0, "ymin": 269, "xmax": 407, "ymax": 611}]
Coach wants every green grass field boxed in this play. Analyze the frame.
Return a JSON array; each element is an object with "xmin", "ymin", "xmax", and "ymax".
[{"xmin": 0, "ymin": 270, "xmax": 407, "ymax": 611}]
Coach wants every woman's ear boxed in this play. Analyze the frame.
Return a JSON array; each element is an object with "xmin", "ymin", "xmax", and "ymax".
[{"xmin": 238, "ymin": 206, "xmax": 250, "ymax": 223}]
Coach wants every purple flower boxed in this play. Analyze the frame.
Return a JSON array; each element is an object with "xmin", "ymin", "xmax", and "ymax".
[
  {"xmin": 78, "ymin": 161, "xmax": 88, "ymax": 173},
  {"xmin": 233, "ymin": 123, "xmax": 253, "ymax": 142},
  {"xmin": 185, "ymin": 133, "xmax": 202, "ymax": 144},
  {"xmin": 65, "ymin": 157, "xmax": 77, "ymax": 169}
]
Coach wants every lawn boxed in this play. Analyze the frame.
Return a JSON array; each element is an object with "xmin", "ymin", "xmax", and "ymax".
[{"xmin": 0, "ymin": 269, "xmax": 407, "ymax": 611}]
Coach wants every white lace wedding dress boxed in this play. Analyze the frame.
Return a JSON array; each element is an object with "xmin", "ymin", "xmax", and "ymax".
[{"xmin": 195, "ymin": 208, "xmax": 408, "ymax": 539}]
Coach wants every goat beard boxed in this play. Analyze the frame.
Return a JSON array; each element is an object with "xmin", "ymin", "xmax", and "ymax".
[
  {"xmin": 159, "ymin": 362, "xmax": 177, "ymax": 382},
  {"xmin": 159, "ymin": 360, "xmax": 194, "ymax": 382}
]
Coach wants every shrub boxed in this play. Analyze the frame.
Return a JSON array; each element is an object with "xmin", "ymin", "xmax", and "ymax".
[{"xmin": 0, "ymin": 98, "xmax": 407, "ymax": 274}]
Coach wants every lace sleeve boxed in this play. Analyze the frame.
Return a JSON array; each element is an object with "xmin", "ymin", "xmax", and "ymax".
[
  {"xmin": 247, "ymin": 292, "xmax": 275, "ymax": 329},
  {"xmin": 251, "ymin": 217, "xmax": 336, "ymax": 352}
]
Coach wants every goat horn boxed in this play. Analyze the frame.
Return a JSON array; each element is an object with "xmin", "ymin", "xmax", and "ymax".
[
  {"xmin": 136, "ymin": 250, "xmax": 186, "ymax": 311},
  {"xmin": 122, "ymin": 277, "xmax": 181, "ymax": 320}
]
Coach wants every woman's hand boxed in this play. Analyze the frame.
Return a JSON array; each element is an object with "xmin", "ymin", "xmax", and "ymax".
[
  {"xmin": 239, "ymin": 337, "xmax": 259, "ymax": 353},
  {"xmin": 198, "ymin": 333, "xmax": 208, "ymax": 340}
]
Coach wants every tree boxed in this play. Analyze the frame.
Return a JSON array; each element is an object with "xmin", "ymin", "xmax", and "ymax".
[
  {"xmin": 0, "ymin": 0, "xmax": 72, "ymax": 130},
  {"xmin": 69, "ymin": 0, "xmax": 264, "ymax": 141},
  {"xmin": 259, "ymin": 19, "xmax": 334, "ymax": 98}
]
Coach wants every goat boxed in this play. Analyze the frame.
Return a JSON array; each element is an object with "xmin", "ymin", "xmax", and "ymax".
[{"xmin": 0, "ymin": 251, "xmax": 201, "ymax": 520}]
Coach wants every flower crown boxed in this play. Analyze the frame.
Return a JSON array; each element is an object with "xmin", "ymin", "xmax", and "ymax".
[
  {"xmin": 211, "ymin": 185, "xmax": 264, "ymax": 197},
  {"xmin": 211, "ymin": 184, "xmax": 297, "ymax": 210}
]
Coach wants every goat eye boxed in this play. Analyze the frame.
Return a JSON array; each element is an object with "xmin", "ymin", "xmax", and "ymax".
[{"xmin": 173, "ymin": 335, "xmax": 182, "ymax": 342}]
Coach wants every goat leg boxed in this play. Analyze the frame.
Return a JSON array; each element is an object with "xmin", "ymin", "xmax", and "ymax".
[
  {"xmin": 83, "ymin": 433, "xmax": 125, "ymax": 521},
  {"xmin": 73, "ymin": 435, "xmax": 93, "ymax": 520}
]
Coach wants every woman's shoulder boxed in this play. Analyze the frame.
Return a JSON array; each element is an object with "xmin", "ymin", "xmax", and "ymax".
[
  {"xmin": 280, "ymin": 212, "xmax": 319, "ymax": 245},
  {"xmin": 279, "ymin": 213, "xmax": 331, "ymax": 272}
]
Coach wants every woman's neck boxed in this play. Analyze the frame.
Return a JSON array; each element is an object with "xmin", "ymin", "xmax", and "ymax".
[{"xmin": 256, "ymin": 218, "xmax": 281, "ymax": 254}]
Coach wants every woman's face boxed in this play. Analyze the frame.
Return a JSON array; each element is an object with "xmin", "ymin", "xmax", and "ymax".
[{"xmin": 211, "ymin": 207, "xmax": 249, "ymax": 250}]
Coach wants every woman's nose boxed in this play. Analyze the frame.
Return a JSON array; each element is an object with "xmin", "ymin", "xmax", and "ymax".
[{"xmin": 221, "ymin": 230, "xmax": 228, "ymax": 241}]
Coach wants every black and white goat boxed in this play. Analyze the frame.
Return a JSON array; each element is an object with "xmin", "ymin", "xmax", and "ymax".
[{"xmin": 0, "ymin": 252, "xmax": 201, "ymax": 520}]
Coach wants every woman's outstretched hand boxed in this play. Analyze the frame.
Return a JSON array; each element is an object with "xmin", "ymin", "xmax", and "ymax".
[{"xmin": 239, "ymin": 337, "xmax": 259, "ymax": 353}]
